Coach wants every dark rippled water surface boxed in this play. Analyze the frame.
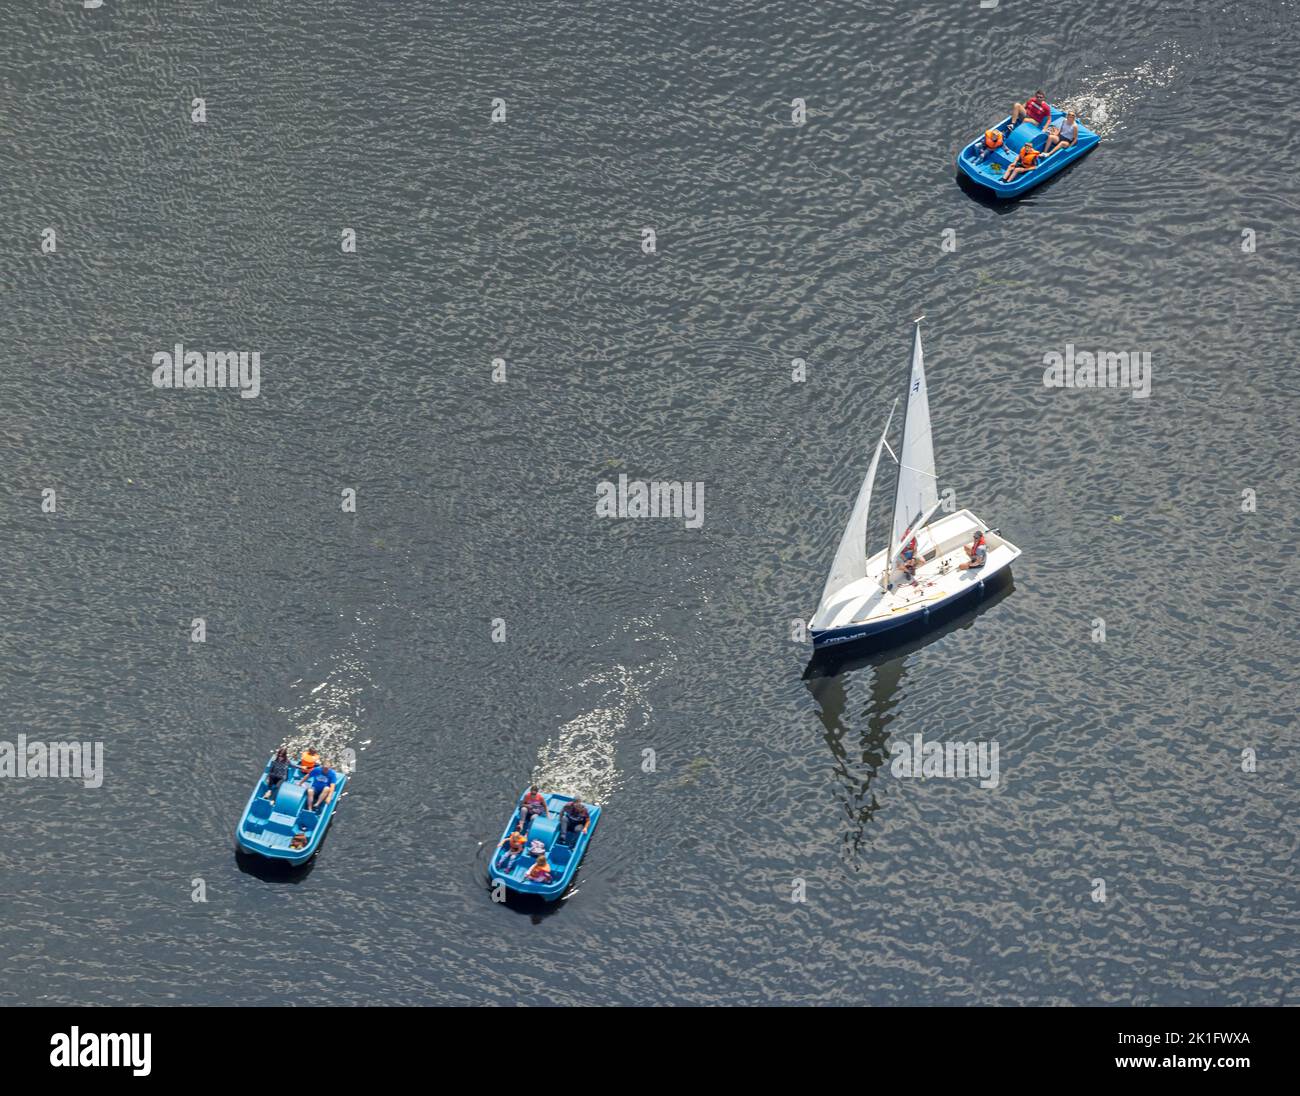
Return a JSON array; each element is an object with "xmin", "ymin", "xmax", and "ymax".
[{"xmin": 2, "ymin": 1, "xmax": 1297, "ymax": 1006}]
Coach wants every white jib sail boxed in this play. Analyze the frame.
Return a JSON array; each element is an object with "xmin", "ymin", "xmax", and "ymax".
[
  {"xmin": 815, "ymin": 404, "xmax": 895, "ymax": 626},
  {"xmin": 890, "ymin": 322, "xmax": 939, "ymax": 551}
]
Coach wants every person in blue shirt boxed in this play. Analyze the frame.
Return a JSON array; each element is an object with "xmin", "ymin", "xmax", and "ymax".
[{"xmin": 300, "ymin": 759, "xmax": 339, "ymax": 812}]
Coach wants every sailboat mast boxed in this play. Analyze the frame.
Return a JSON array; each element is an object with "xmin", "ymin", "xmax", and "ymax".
[{"xmin": 890, "ymin": 317, "xmax": 924, "ymax": 547}]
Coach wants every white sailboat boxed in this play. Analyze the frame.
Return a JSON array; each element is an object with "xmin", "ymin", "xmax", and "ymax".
[{"xmin": 809, "ymin": 318, "xmax": 1021, "ymax": 651}]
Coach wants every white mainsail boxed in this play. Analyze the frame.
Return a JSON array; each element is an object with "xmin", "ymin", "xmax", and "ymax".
[
  {"xmin": 814, "ymin": 406, "xmax": 895, "ymax": 624},
  {"xmin": 889, "ymin": 321, "xmax": 939, "ymax": 551}
]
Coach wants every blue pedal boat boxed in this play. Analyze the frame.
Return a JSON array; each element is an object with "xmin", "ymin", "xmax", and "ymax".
[
  {"xmin": 957, "ymin": 109, "xmax": 1098, "ymax": 198},
  {"xmin": 487, "ymin": 790, "xmax": 600, "ymax": 901},
  {"xmin": 235, "ymin": 756, "xmax": 347, "ymax": 864}
]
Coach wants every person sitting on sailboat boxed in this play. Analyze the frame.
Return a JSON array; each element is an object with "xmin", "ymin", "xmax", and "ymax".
[
  {"xmin": 899, "ymin": 535, "xmax": 924, "ymax": 583},
  {"xmin": 959, "ymin": 530, "xmax": 988, "ymax": 571}
]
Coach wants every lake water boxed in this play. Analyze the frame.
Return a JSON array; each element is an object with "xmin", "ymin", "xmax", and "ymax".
[{"xmin": 1, "ymin": 0, "xmax": 1296, "ymax": 1005}]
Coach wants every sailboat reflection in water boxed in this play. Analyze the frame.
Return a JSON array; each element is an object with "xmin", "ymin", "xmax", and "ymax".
[
  {"xmin": 809, "ymin": 318, "xmax": 1021, "ymax": 653},
  {"xmin": 804, "ymin": 578, "xmax": 1018, "ymax": 858}
]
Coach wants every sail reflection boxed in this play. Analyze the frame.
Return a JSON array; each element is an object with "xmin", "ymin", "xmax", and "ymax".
[{"xmin": 803, "ymin": 575, "xmax": 1016, "ymax": 862}]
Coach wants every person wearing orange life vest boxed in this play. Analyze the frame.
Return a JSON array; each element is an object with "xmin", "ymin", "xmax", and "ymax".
[
  {"xmin": 298, "ymin": 747, "xmax": 321, "ymax": 775},
  {"xmin": 959, "ymin": 530, "xmax": 989, "ymax": 571},
  {"xmin": 525, "ymin": 853, "xmax": 552, "ymax": 885},
  {"xmin": 975, "ymin": 127, "xmax": 1004, "ymax": 163},
  {"xmin": 1001, "ymin": 142, "xmax": 1041, "ymax": 183},
  {"xmin": 496, "ymin": 826, "xmax": 528, "ymax": 872}
]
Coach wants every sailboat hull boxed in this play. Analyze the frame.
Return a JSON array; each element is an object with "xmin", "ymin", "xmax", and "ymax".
[
  {"xmin": 810, "ymin": 509, "xmax": 1020, "ymax": 652},
  {"xmin": 811, "ymin": 561, "xmax": 1014, "ymax": 651}
]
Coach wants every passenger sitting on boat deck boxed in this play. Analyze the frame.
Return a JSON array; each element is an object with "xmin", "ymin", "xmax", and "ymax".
[
  {"xmin": 977, "ymin": 127, "xmax": 1004, "ymax": 162},
  {"xmin": 518, "ymin": 785, "xmax": 548, "ymax": 832},
  {"xmin": 558, "ymin": 797, "xmax": 590, "ymax": 844},
  {"xmin": 1009, "ymin": 90, "xmax": 1050, "ymax": 130},
  {"xmin": 264, "ymin": 747, "xmax": 290, "ymax": 800},
  {"xmin": 1001, "ymin": 143, "xmax": 1041, "ymax": 183},
  {"xmin": 301, "ymin": 759, "xmax": 339, "ymax": 812},
  {"xmin": 899, "ymin": 536, "xmax": 925, "ymax": 582},
  {"xmin": 496, "ymin": 828, "xmax": 528, "ymax": 871},
  {"xmin": 299, "ymin": 746, "xmax": 321, "ymax": 774},
  {"xmin": 289, "ymin": 828, "xmax": 309, "ymax": 851},
  {"xmin": 525, "ymin": 854, "xmax": 552, "ymax": 884},
  {"xmin": 959, "ymin": 531, "xmax": 988, "ymax": 570},
  {"xmin": 1044, "ymin": 110, "xmax": 1078, "ymax": 155}
]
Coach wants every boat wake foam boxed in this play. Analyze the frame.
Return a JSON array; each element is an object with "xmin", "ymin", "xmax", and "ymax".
[
  {"xmin": 277, "ymin": 614, "xmax": 375, "ymax": 775},
  {"xmin": 1061, "ymin": 48, "xmax": 1183, "ymax": 138},
  {"xmin": 532, "ymin": 642, "xmax": 668, "ymax": 805}
]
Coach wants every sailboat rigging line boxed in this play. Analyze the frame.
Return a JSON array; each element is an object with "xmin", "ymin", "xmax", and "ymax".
[
  {"xmin": 896, "ymin": 462, "xmax": 938, "ymax": 479},
  {"xmin": 880, "ymin": 399, "xmax": 901, "ymax": 465}
]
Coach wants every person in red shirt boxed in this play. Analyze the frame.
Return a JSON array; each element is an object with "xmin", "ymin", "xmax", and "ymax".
[
  {"xmin": 1009, "ymin": 90, "xmax": 1050, "ymax": 130},
  {"xmin": 899, "ymin": 535, "xmax": 924, "ymax": 583}
]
